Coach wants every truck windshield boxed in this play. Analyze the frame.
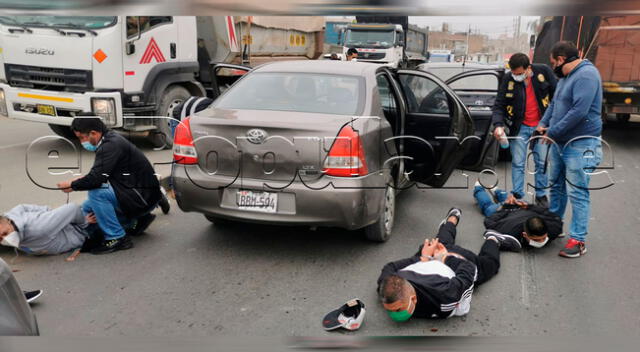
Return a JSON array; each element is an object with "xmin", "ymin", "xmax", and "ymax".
[
  {"xmin": 0, "ymin": 16, "xmax": 116, "ymax": 30},
  {"xmin": 345, "ymin": 29, "xmax": 395, "ymax": 48},
  {"xmin": 214, "ymin": 72, "xmax": 363, "ymax": 116}
]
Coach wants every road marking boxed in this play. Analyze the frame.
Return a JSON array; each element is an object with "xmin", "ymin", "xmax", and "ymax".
[
  {"xmin": 17, "ymin": 92, "xmax": 74, "ymax": 103},
  {"xmin": 521, "ymin": 251, "xmax": 538, "ymax": 308}
]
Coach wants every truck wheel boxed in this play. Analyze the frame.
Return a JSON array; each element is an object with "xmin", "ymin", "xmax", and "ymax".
[
  {"xmin": 48, "ymin": 124, "xmax": 77, "ymax": 141},
  {"xmin": 616, "ymin": 113, "xmax": 631, "ymax": 123},
  {"xmin": 364, "ymin": 184, "xmax": 396, "ymax": 242},
  {"xmin": 150, "ymin": 85, "xmax": 191, "ymax": 149}
]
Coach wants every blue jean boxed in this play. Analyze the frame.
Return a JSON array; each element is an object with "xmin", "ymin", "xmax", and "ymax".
[
  {"xmin": 510, "ymin": 125, "xmax": 549, "ymax": 198},
  {"xmin": 548, "ymin": 137, "xmax": 603, "ymax": 242},
  {"xmin": 473, "ymin": 186, "xmax": 509, "ymax": 217},
  {"xmin": 82, "ymin": 184, "xmax": 130, "ymax": 240}
]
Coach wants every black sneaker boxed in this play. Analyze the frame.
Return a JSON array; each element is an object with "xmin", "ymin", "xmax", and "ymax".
[
  {"xmin": 535, "ymin": 195, "xmax": 549, "ymax": 208},
  {"xmin": 91, "ymin": 236, "xmax": 134, "ymax": 255},
  {"xmin": 159, "ymin": 187, "xmax": 171, "ymax": 214},
  {"xmin": 24, "ymin": 290, "xmax": 43, "ymax": 304},
  {"xmin": 127, "ymin": 213, "xmax": 156, "ymax": 237},
  {"xmin": 440, "ymin": 207, "xmax": 462, "ymax": 228},
  {"xmin": 484, "ymin": 230, "xmax": 522, "ymax": 252}
]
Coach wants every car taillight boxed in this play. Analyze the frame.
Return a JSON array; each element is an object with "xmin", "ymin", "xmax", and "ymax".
[
  {"xmin": 173, "ymin": 117, "xmax": 198, "ymax": 165},
  {"xmin": 323, "ymin": 125, "xmax": 368, "ymax": 177}
]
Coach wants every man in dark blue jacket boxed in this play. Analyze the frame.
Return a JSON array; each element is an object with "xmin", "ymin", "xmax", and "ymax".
[
  {"xmin": 492, "ymin": 53, "xmax": 557, "ymax": 206},
  {"xmin": 537, "ymin": 41, "xmax": 603, "ymax": 258},
  {"xmin": 56, "ymin": 116, "xmax": 163, "ymax": 254}
]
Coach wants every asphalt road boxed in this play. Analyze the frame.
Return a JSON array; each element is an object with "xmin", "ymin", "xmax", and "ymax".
[{"xmin": 1, "ymin": 116, "xmax": 639, "ymax": 336}]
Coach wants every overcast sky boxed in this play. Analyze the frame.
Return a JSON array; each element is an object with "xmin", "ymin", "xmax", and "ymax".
[{"xmin": 409, "ymin": 16, "xmax": 540, "ymax": 38}]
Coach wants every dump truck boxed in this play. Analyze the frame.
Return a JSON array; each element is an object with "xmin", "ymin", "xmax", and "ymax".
[
  {"xmin": 533, "ymin": 15, "xmax": 640, "ymax": 123},
  {"xmin": 0, "ymin": 15, "xmax": 324, "ymax": 147},
  {"xmin": 332, "ymin": 16, "xmax": 427, "ymax": 68}
]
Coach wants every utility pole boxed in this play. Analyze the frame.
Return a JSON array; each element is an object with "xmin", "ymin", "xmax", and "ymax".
[{"xmin": 463, "ymin": 24, "xmax": 470, "ymax": 66}]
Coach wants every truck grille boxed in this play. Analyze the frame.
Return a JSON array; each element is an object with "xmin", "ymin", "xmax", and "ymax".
[
  {"xmin": 5, "ymin": 64, "xmax": 92, "ymax": 93},
  {"xmin": 360, "ymin": 52, "xmax": 386, "ymax": 60}
]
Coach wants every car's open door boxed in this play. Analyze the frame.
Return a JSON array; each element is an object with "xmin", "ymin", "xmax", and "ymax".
[
  {"xmin": 395, "ymin": 69, "xmax": 474, "ymax": 188},
  {"xmin": 446, "ymin": 69, "xmax": 504, "ymax": 171},
  {"xmin": 209, "ymin": 63, "xmax": 252, "ymax": 99}
]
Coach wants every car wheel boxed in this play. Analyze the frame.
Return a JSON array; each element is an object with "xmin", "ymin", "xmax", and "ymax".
[
  {"xmin": 616, "ymin": 113, "xmax": 631, "ymax": 124},
  {"xmin": 204, "ymin": 214, "xmax": 233, "ymax": 226},
  {"xmin": 364, "ymin": 184, "xmax": 396, "ymax": 242},
  {"xmin": 49, "ymin": 124, "xmax": 77, "ymax": 141},
  {"xmin": 150, "ymin": 85, "xmax": 191, "ymax": 149}
]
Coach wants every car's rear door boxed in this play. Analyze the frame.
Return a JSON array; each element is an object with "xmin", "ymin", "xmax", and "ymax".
[
  {"xmin": 446, "ymin": 69, "xmax": 503, "ymax": 171},
  {"xmin": 395, "ymin": 69, "xmax": 473, "ymax": 188}
]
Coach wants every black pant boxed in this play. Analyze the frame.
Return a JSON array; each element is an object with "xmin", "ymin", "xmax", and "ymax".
[{"xmin": 435, "ymin": 222, "xmax": 500, "ymax": 286}]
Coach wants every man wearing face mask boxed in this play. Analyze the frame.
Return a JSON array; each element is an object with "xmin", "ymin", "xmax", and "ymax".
[
  {"xmin": 0, "ymin": 204, "xmax": 95, "ymax": 255},
  {"xmin": 377, "ymin": 208, "xmax": 512, "ymax": 321},
  {"xmin": 472, "ymin": 183, "xmax": 564, "ymax": 250},
  {"xmin": 56, "ymin": 115, "xmax": 163, "ymax": 254},
  {"xmin": 536, "ymin": 41, "xmax": 603, "ymax": 258},
  {"xmin": 492, "ymin": 53, "xmax": 557, "ymax": 207}
]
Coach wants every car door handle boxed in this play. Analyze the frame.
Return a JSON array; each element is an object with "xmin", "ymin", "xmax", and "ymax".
[{"xmin": 170, "ymin": 43, "xmax": 176, "ymax": 59}]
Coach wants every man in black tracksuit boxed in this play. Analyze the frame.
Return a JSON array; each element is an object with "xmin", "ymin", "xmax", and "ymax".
[
  {"xmin": 377, "ymin": 208, "xmax": 519, "ymax": 321},
  {"xmin": 483, "ymin": 201, "xmax": 564, "ymax": 251},
  {"xmin": 57, "ymin": 116, "xmax": 163, "ymax": 254}
]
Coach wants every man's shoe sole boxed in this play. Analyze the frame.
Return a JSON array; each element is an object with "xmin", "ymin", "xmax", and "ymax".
[
  {"xmin": 25, "ymin": 290, "xmax": 43, "ymax": 304},
  {"xmin": 91, "ymin": 240, "xmax": 134, "ymax": 255},
  {"xmin": 559, "ymin": 247, "xmax": 587, "ymax": 258},
  {"xmin": 484, "ymin": 232, "xmax": 522, "ymax": 252}
]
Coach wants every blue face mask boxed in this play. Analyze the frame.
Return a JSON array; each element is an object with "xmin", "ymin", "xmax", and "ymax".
[{"xmin": 82, "ymin": 141, "xmax": 98, "ymax": 152}]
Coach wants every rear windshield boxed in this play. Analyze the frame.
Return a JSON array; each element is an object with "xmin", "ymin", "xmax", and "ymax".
[{"xmin": 213, "ymin": 72, "xmax": 364, "ymax": 116}]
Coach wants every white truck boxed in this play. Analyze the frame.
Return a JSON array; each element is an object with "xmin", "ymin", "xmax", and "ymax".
[
  {"xmin": 338, "ymin": 16, "xmax": 428, "ymax": 68},
  {"xmin": 428, "ymin": 49, "xmax": 455, "ymax": 63},
  {"xmin": 0, "ymin": 15, "xmax": 324, "ymax": 147}
]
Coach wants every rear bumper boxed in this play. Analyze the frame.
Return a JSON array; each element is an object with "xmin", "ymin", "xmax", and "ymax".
[
  {"xmin": 0, "ymin": 83, "xmax": 123, "ymax": 127},
  {"xmin": 173, "ymin": 165, "xmax": 388, "ymax": 230}
]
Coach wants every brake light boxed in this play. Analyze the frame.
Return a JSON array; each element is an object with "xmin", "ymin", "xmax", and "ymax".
[
  {"xmin": 173, "ymin": 117, "xmax": 198, "ymax": 165},
  {"xmin": 323, "ymin": 125, "xmax": 368, "ymax": 177}
]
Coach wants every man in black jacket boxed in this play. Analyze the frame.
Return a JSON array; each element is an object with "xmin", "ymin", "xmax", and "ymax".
[
  {"xmin": 473, "ymin": 183, "xmax": 563, "ymax": 250},
  {"xmin": 377, "ymin": 208, "xmax": 518, "ymax": 321},
  {"xmin": 492, "ymin": 53, "xmax": 557, "ymax": 206},
  {"xmin": 56, "ymin": 116, "xmax": 163, "ymax": 254}
]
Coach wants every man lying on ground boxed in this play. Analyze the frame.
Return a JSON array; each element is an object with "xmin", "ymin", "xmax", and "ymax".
[
  {"xmin": 472, "ymin": 182, "xmax": 563, "ymax": 251},
  {"xmin": 377, "ymin": 208, "xmax": 518, "ymax": 321},
  {"xmin": 0, "ymin": 203, "xmax": 95, "ymax": 255}
]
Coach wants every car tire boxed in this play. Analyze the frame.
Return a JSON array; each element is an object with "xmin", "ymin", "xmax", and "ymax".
[
  {"xmin": 150, "ymin": 85, "xmax": 192, "ymax": 149},
  {"xmin": 49, "ymin": 124, "xmax": 77, "ymax": 141},
  {"xmin": 204, "ymin": 214, "xmax": 233, "ymax": 226},
  {"xmin": 616, "ymin": 113, "xmax": 631, "ymax": 124},
  {"xmin": 364, "ymin": 184, "xmax": 396, "ymax": 242}
]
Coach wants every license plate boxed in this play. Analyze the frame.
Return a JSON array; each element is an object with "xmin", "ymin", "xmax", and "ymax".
[
  {"xmin": 612, "ymin": 106, "xmax": 638, "ymax": 114},
  {"xmin": 236, "ymin": 190, "xmax": 278, "ymax": 213},
  {"xmin": 36, "ymin": 104, "xmax": 56, "ymax": 116}
]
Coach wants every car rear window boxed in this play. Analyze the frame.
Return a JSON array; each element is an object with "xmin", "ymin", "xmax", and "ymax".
[{"xmin": 213, "ymin": 72, "xmax": 364, "ymax": 116}]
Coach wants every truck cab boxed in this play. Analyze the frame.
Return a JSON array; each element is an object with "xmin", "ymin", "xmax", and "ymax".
[
  {"xmin": 0, "ymin": 16, "xmax": 202, "ymax": 147},
  {"xmin": 342, "ymin": 23, "xmax": 404, "ymax": 68}
]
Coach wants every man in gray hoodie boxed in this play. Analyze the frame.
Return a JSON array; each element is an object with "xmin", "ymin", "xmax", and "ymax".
[{"xmin": 0, "ymin": 203, "xmax": 95, "ymax": 255}]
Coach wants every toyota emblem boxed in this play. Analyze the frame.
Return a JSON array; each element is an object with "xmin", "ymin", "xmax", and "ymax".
[{"xmin": 246, "ymin": 129, "xmax": 267, "ymax": 144}]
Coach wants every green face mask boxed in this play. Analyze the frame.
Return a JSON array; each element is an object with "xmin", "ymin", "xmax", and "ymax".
[{"xmin": 387, "ymin": 299, "xmax": 414, "ymax": 322}]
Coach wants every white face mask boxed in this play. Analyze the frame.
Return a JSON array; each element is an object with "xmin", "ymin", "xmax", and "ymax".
[
  {"xmin": 528, "ymin": 235, "xmax": 549, "ymax": 249},
  {"xmin": 512, "ymin": 73, "xmax": 527, "ymax": 82},
  {"xmin": 1, "ymin": 231, "xmax": 20, "ymax": 248}
]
